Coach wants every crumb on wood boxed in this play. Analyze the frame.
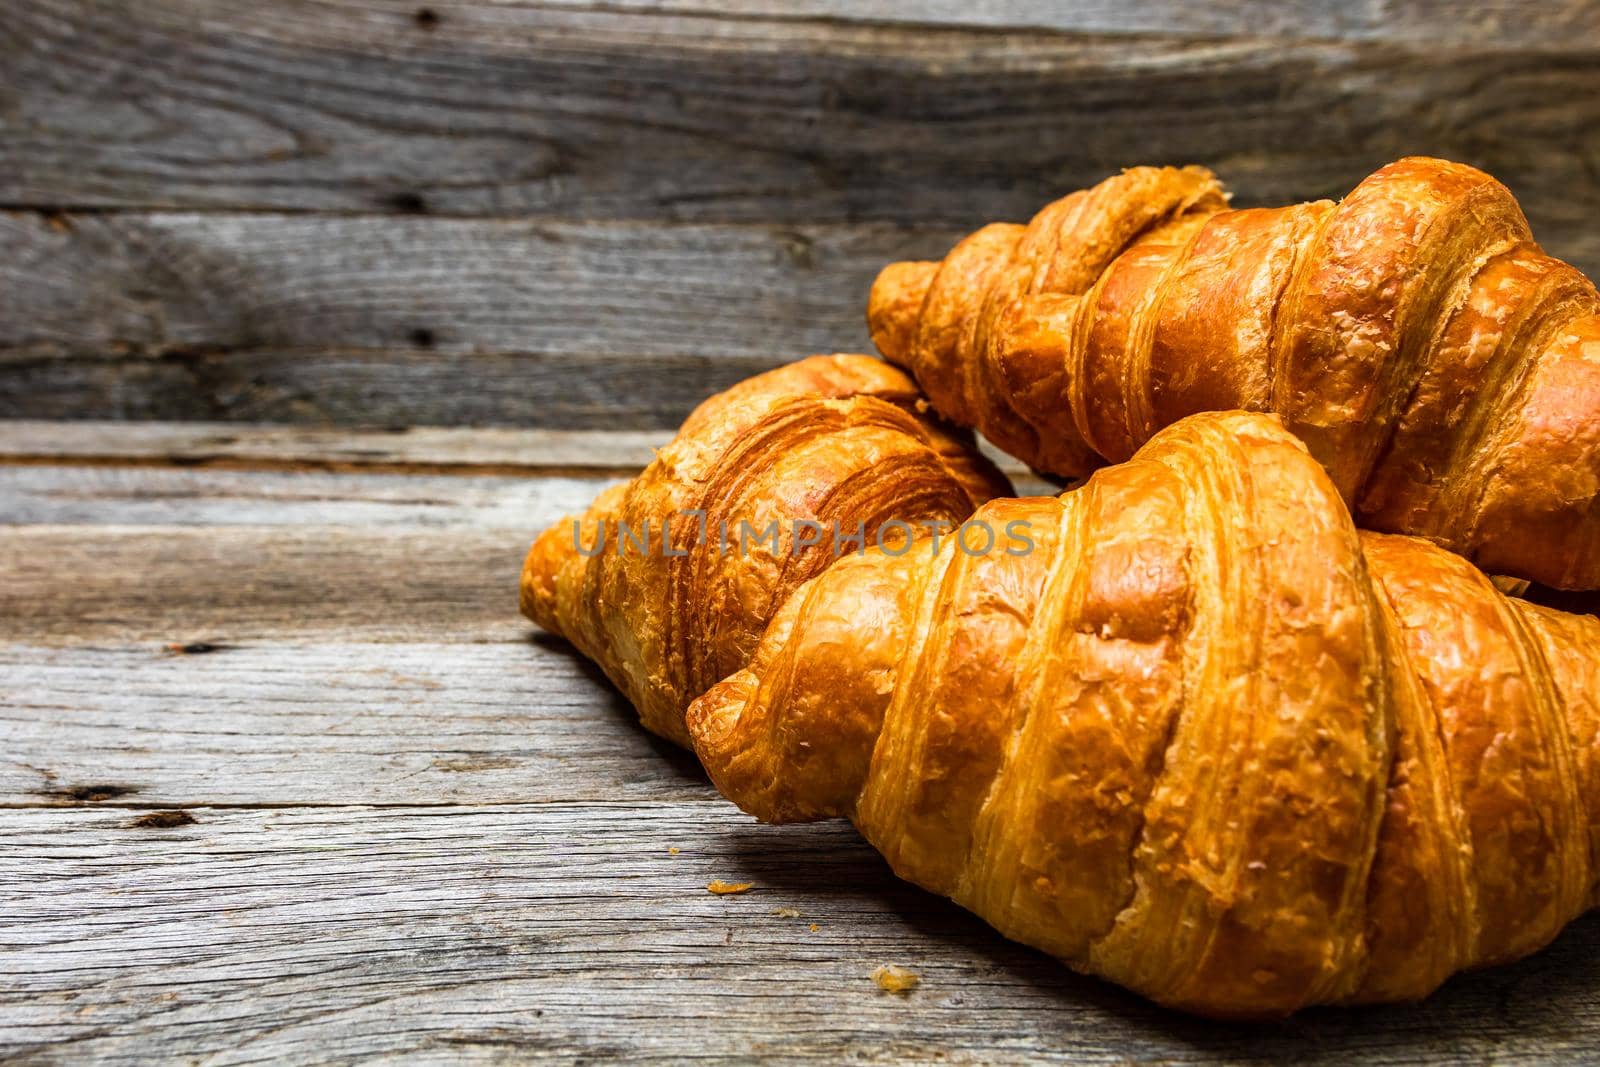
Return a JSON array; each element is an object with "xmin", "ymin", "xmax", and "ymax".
[
  {"xmin": 772, "ymin": 906, "xmax": 800, "ymax": 918},
  {"xmin": 130, "ymin": 810, "xmax": 196, "ymax": 829},
  {"xmin": 706, "ymin": 880, "xmax": 753, "ymax": 895},
  {"xmin": 809, "ymin": 923, "xmax": 820, "ymax": 932},
  {"xmin": 668, "ymin": 846, "xmax": 680, "ymax": 855},
  {"xmin": 872, "ymin": 964, "xmax": 920, "ymax": 994}
]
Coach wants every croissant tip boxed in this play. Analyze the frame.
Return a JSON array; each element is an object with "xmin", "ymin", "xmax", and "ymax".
[
  {"xmin": 520, "ymin": 521, "xmax": 571, "ymax": 633},
  {"xmin": 684, "ymin": 676, "xmax": 742, "ymax": 756},
  {"xmin": 868, "ymin": 260, "xmax": 939, "ymax": 367}
]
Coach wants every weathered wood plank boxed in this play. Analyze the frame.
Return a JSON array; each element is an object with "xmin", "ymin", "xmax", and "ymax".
[
  {"xmin": 0, "ymin": 346, "xmax": 789, "ymax": 431},
  {"xmin": 0, "ymin": 464, "xmax": 618, "ymax": 527},
  {"xmin": 0, "ymin": 212, "xmax": 921, "ymax": 358},
  {"xmin": 529, "ymin": 0, "xmax": 1600, "ymax": 46},
  {"xmin": 0, "ymin": 642, "xmax": 711, "ymax": 807},
  {"xmin": 2, "ymin": 2, "xmax": 1597, "ymax": 247},
  {"xmin": 0, "ymin": 420, "xmax": 667, "ymax": 473},
  {"xmin": 0, "ymin": 525, "xmax": 527, "ymax": 643},
  {"xmin": 3, "ymin": 803, "xmax": 1598, "ymax": 1064}
]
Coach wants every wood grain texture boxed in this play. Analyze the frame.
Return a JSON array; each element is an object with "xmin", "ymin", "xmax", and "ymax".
[
  {"xmin": 7, "ymin": 3, "xmax": 1600, "ymax": 429},
  {"xmin": 4, "ymin": 803, "xmax": 1600, "ymax": 1065},
  {"xmin": 3, "ymin": 1, "xmax": 1598, "ymax": 238},
  {"xmin": 0, "ymin": 464, "xmax": 619, "ymax": 527},
  {"xmin": 7, "ymin": 195, "xmax": 1600, "ymax": 432},
  {"xmin": 0, "ymin": 642, "xmax": 710, "ymax": 807},
  {"xmin": 526, "ymin": 0, "xmax": 1600, "ymax": 46},
  {"xmin": 0, "ymin": 524, "xmax": 531, "ymax": 643},
  {"xmin": 1, "ymin": 345, "xmax": 790, "ymax": 431},
  {"xmin": 0, "ymin": 211, "xmax": 919, "ymax": 357},
  {"xmin": 0, "ymin": 421, "xmax": 667, "ymax": 473}
]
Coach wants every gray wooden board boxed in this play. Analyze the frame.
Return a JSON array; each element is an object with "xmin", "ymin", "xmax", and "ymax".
[
  {"xmin": 1, "ymin": 346, "xmax": 793, "ymax": 431},
  {"xmin": 5, "ymin": 201, "xmax": 1598, "ymax": 431},
  {"xmin": 0, "ymin": 524, "xmax": 532, "ymax": 644},
  {"xmin": 3, "ymin": 2, "xmax": 1598, "ymax": 231},
  {"xmin": 0, "ymin": 212, "xmax": 923, "ymax": 358},
  {"xmin": 0, "ymin": 641, "xmax": 710, "ymax": 808},
  {"xmin": 3, "ymin": 804, "xmax": 1600, "ymax": 1065},
  {"xmin": 0, "ymin": 464, "xmax": 621, "ymax": 528},
  {"xmin": 0, "ymin": 421, "xmax": 671, "ymax": 474},
  {"xmin": 525, "ymin": 0, "xmax": 1600, "ymax": 45},
  {"xmin": 8, "ymin": 1, "xmax": 1600, "ymax": 432}
]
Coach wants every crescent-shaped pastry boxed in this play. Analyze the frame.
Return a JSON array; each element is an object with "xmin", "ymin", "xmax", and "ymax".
[
  {"xmin": 869, "ymin": 158, "xmax": 1600, "ymax": 589},
  {"xmin": 689, "ymin": 410, "xmax": 1600, "ymax": 1017},
  {"xmin": 522, "ymin": 354, "xmax": 1009, "ymax": 743}
]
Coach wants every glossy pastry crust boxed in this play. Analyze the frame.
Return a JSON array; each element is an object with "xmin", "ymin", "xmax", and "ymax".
[
  {"xmin": 868, "ymin": 157, "xmax": 1600, "ymax": 590},
  {"xmin": 687, "ymin": 410, "xmax": 1600, "ymax": 1018},
  {"xmin": 521, "ymin": 354, "xmax": 1010, "ymax": 745}
]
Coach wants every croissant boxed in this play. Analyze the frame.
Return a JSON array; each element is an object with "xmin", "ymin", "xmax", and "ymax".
[
  {"xmin": 687, "ymin": 410, "xmax": 1600, "ymax": 1018},
  {"xmin": 521, "ymin": 354, "xmax": 1010, "ymax": 744},
  {"xmin": 868, "ymin": 157, "xmax": 1600, "ymax": 590}
]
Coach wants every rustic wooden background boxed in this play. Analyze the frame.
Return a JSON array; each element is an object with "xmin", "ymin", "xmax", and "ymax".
[
  {"xmin": 8, "ymin": 0, "xmax": 1600, "ymax": 427},
  {"xmin": 5, "ymin": 2, "xmax": 1600, "ymax": 1062}
]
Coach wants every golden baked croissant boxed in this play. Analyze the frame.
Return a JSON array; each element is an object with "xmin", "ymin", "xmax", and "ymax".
[
  {"xmin": 868, "ymin": 157, "xmax": 1600, "ymax": 590},
  {"xmin": 521, "ymin": 354, "xmax": 1010, "ymax": 744},
  {"xmin": 687, "ymin": 410, "xmax": 1600, "ymax": 1018}
]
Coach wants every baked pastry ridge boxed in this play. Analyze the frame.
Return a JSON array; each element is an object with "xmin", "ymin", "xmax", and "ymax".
[
  {"xmin": 688, "ymin": 410, "xmax": 1600, "ymax": 1017},
  {"xmin": 869, "ymin": 157, "xmax": 1600, "ymax": 589},
  {"xmin": 522, "ymin": 353, "xmax": 1010, "ymax": 744}
]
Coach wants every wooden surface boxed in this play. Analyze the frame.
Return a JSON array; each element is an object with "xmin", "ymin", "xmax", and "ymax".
[
  {"xmin": 6, "ymin": 0, "xmax": 1600, "ymax": 429},
  {"xmin": 9, "ymin": 2, "xmax": 1600, "ymax": 1061},
  {"xmin": 3, "ymin": 423, "xmax": 1600, "ymax": 1064}
]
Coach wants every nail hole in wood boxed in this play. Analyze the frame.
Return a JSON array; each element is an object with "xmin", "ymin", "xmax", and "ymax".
[
  {"xmin": 40, "ymin": 210, "xmax": 74, "ymax": 234},
  {"xmin": 387, "ymin": 190, "xmax": 428, "ymax": 214},
  {"xmin": 48, "ymin": 784, "xmax": 139, "ymax": 803},
  {"xmin": 131, "ymin": 810, "xmax": 197, "ymax": 829},
  {"xmin": 165, "ymin": 641, "xmax": 226, "ymax": 655}
]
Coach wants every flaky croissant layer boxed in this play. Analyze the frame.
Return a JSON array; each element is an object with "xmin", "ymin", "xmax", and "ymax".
[
  {"xmin": 688, "ymin": 410, "xmax": 1600, "ymax": 1018},
  {"xmin": 522, "ymin": 354, "xmax": 1010, "ymax": 744},
  {"xmin": 869, "ymin": 157, "xmax": 1600, "ymax": 590}
]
